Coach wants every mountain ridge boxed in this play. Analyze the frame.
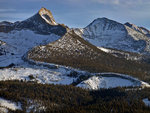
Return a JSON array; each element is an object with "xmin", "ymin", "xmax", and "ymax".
[{"xmin": 74, "ymin": 17, "xmax": 150, "ymax": 54}]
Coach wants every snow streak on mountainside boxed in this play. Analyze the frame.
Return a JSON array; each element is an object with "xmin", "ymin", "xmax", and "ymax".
[
  {"xmin": 98, "ymin": 47, "xmax": 143, "ymax": 61},
  {"xmin": 74, "ymin": 18, "xmax": 150, "ymax": 54}
]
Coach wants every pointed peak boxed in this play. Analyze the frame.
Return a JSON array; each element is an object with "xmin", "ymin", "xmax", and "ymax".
[
  {"xmin": 88, "ymin": 17, "xmax": 122, "ymax": 27},
  {"xmin": 38, "ymin": 7, "xmax": 57, "ymax": 25},
  {"xmin": 93, "ymin": 17, "xmax": 119, "ymax": 23},
  {"xmin": 95, "ymin": 17, "xmax": 109, "ymax": 21}
]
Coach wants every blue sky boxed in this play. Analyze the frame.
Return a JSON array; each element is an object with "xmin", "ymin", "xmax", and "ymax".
[{"xmin": 0, "ymin": 0, "xmax": 150, "ymax": 29}]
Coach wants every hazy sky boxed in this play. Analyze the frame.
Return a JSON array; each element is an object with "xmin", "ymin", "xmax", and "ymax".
[{"xmin": 0, "ymin": 0, "xmax": 149, "ymax": 29}]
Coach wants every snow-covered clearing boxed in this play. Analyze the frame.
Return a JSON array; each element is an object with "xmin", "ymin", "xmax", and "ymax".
[{"xmin": 0, "ymin": 67, "xmax": 78, "ymax": 85}]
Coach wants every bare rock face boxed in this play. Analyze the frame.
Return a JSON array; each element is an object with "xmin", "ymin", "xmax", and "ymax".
[{"xmin": 0, "ymin": 8, "xmax": 67, "ymax": 36}]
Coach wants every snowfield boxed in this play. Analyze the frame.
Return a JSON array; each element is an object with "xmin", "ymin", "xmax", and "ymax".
[
  {"xmin": 0, "ymin": 30, "xmax": 60, "ymax": 67},
  {"xmin": 0, "ymin": 67, "xmax": 78, "ymax": 85}
]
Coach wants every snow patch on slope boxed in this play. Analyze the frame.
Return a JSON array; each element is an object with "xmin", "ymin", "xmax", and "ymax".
[
  {"xmin": 26, "ymin": 99, "xmax": 46, "ymax": 113},
  {"xmin": 0, "ymin": 97, "xmax": 22, "ymax": 111},
  {"xmin": 143, "ymin": 98, "xmax": 150, "ymax": 106},
  {"xmin": 98, "ymin": 47, "xmax": 142, "ymax": 61}
]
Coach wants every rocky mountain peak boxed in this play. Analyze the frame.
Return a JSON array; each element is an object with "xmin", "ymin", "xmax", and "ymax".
[{"xmin": 38, "ymin": 7, "xmax": 57, "ymax": 25}]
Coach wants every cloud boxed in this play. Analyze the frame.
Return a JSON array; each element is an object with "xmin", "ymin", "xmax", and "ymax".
[
  {"xmin": 92, "ymin": 0, "xmax": 120, "ymax": 5},
  {"xmin": 87, "ymin": 0, "xmax": 150, "ymax": 6},
  {"xmin": 0, "ymin": 9, "xmax": 16, "ymax": 12}
]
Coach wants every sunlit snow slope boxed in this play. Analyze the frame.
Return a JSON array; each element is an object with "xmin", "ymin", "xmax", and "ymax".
[{"xmin": 74, "ymin": 18, "xmax": 150, "ymax": 53}]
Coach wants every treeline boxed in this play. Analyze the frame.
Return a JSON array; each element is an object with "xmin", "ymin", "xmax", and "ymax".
[{"xmin": 0, "ymin": 80, "xmax": 150, "ymax": 113}]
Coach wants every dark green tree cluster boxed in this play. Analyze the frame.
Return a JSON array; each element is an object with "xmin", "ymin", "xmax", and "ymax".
[{"xmin": 0, "ymin": 80, "xmax": 150, "ymax": 113}]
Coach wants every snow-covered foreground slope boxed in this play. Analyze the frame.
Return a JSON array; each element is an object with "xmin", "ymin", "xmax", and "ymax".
[
  {"xmin": 74, "ymin": 18, "xmax": 150, "ymax": 53},
  {"xmin": 0, "ymin": 30, "xmax": 60, "ymax": 67},
  {"xmin": 77, "ymin": 73, "xmax": 150, "ymax": 90}
]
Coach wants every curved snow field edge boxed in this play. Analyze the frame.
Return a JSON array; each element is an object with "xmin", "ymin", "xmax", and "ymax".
[
  {"xmin": 23, "ymin": 53, "xmax": 89, "ymax": 74},
  {"xmin": 97, "ymin": 72, "xmax": 150, "ymax": 88}
]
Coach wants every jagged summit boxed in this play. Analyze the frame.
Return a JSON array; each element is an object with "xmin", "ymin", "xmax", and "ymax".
[
  {"xmin": 38, "ymin": 7, "xmax": 57, "ymax": 25},
  {"xmin": 125, "ymin": 22, "xmax": 143, "ymax": 33},
  {"xmin": 125, "ymin": 22, "xmax": 150, "ymax": 36}
]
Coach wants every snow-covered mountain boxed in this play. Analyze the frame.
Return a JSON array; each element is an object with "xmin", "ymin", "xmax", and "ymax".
[
  {"xmin": 74, "ymin": 18, "xmax": 150, "ymax": 54},
  {"xmin": 0, "ymin": 8, "xmax": 67, "ymax": 67},
  {"xmin": 0, "ymin": 7, "xmax": 150, "ymax": 91}
]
